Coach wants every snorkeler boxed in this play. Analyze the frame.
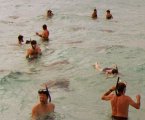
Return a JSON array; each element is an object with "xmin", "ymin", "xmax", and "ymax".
[
  {"xmin": 101, "ymin": 77, "xmax": 141, "ymax": 120},
  {"xmin": 93, "ymin": 62, "xmax": 118, "ymax": 78},
  {"xmin": 92, "ymin": 8, "xmax": 97, "ymax": 19},
  {"xmin": 32, "ymin": 86, "xmax": 55, "ymax": 120},
  {"xmin": 106, "ymin": 10, "xmax": 113, "ymax": 20},
  {"xmin": 26, "ymin": 40, "xmax": 42, "ymax": 59},
  {"xmin": 36, "ymin": 24, "xmax": 49, "ymax": 41}
]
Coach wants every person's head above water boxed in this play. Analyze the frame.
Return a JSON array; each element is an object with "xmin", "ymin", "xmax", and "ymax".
[
  {"xmin": 43, "ymin": 24, "xmax": 47, "ymax": 30},
  {"xmin": 38, "ymin": 87, "xmax": 51, "ymax": 102},
  {"xmin": 18, "ymin": 35, "xmax": 23, "ymax": 44},
  {"xmin": 31, "ymin": 40, "xmax": 37, "ymax": 45},
  {"xmin": 106, "ymin": 10, "xmax": 110, "ymax": 13},
  {"xmin": 112, "ymin": 69, "xmax": 118, "ymax": 74},
  {"xmin": 112, "ymin": 65, "xmax": 118, "ymax": 74}
]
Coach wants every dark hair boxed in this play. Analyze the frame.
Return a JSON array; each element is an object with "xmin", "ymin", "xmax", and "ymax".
[
  {"xmin": 94, "ymin": 9, "xmax": 97, "ymax": 11},
  {"xmin": 43, "ymin": 24, "xmax": 47, "ymax": 30},
  {"xmin": 31, "ymin": 40, "xmax": 37, "ymax": 45},
  {"xmin": 38, "ymin": 87, "xmax": 51, "ymax": 102},
  {"xmin": 47, "ymin": 10, "xmax": 52, "ymax": 13},
  {"xmin": 112, "ymin": 69, "xmax": 118, "ymax": 74},
  {"xmin": 106, "ymin": 10, "xmax": 110, "ymax": 13},
  {"xmin": 115, "ymin": 77, "xmax": 126, "ymax": 96},
  {"xmin": 18, "ymin": 35, "xmax": 23, "ymax": 42}
]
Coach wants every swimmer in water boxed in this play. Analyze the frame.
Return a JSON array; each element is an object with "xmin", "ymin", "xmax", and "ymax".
[
  {"xmin": 32, "ymin": 86, "xmax": 55, "ymax": 120},
  {"xmin": 47, "ymin": 10, "xmax": 54, "ymax": 18},
  {"xmin": 26, "ymin": 40, "xmax": 42, "ymax": 59},
  {"xmin": 18, "ymin": 35, "xmax": 31, "ymax": 45},
  {"xmin": 92, "ymin": 8, "xmax": 97, "ymax": 19},
  {"xmin": 93, "ymin": 62, "xmax": 118, "ymax": 78},
  {"xmin": 101, "ymin": 77, "xmax": 141, "ymax": 120},
  {"xmin": 106, "ymin": 10, "xmax": 113, "ymax": 20},
  {"xmin": 18, "ymin": 35, "xmax": 24, "ymax": 45},
  {"xmin": 36, "ymin": 24, "xmax": 49, "ymax": 41}
]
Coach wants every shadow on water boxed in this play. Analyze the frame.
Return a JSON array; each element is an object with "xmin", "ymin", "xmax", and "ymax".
[{"xmin": 41, "ymin": 78, "xmax": 70, "ymax": 91}]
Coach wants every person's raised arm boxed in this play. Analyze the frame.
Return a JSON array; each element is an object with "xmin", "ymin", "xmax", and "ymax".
[
  {"xmin": 128, "ymin": 95, "xmax": 141, "ymax": 109},
  {"xmin": 101, "ymin": 86, "xmax": 115, "ymax": 100}
]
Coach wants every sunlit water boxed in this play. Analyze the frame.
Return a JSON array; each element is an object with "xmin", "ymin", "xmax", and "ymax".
[{"xmin": 0, "ymin": 0, "xmax": 145, "ymax": 120}]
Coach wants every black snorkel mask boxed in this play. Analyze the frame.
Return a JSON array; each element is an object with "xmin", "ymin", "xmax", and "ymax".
[{"xmin": 38, "ymin": 86, "xmax": 51, "ymax": 102}]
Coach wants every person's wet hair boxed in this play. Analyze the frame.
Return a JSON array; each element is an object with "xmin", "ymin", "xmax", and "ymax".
[
  {"xmin": 112, "ymin": 69, "xmax": 118, "ymax": 74},
  {"xmin": 43, "ymin": 24, "xmax": 47, "ymax": 30},
  {"xmin": 115, "ymin": 77, "xmax": 126, "ymax": 96},
  {"xmin": 106, "ymin": 10, "xmax": 110, "ymax": 13},
  {"xmin": 18, "ymin": 35, "xmax": 23, "ymax": 42},
  {"xmin": 31, "ymin": 40, "xmax": 37, "ymax": 45},
  {"xmin": 38, "ymin": 87, "xmax": 51, "ymax": 102}
]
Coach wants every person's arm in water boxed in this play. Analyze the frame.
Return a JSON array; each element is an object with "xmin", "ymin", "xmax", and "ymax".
[
  {"xmin": 101, "ymin": 86, "xmax": 116, "ymax": 100},
  {"xmin": 26, "ymin": 49, "xmax": 31, "ymax": 58},
  {"xmin": 36, "ymin": 32, "xmax": 43, "ymax": 37}
]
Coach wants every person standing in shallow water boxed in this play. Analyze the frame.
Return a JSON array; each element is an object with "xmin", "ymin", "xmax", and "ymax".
[
  {"xmin": 36, "ymin": 24, "xmax": 49, "ymax": 41},
  {"xmin": 26, "ymin": 40, "xmax": 41, "ymax": 59},
  {"xmin": 106, "ymin": 10, "xmax": 113, "ymax": 19},
  {"xmin": 32, "ymin": 87, "xmax": 55, "ymax": 120},
  {"xmin": 101, "ymin": 79, "xmax": 141, "ymax": 120},
  {"xmin": 92, "ymin": 9, "xmax": 97, "ymax": 19}
]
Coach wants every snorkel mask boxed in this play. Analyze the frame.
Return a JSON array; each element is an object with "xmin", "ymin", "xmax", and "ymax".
[{"xmin": 38, "ymin": 86, "xmax": 51, "ymax": 102}]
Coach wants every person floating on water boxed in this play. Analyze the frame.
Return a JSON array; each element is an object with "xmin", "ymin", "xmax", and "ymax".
[
  {"xmin": 92, "ymin": 8, "xmax": 97, "ymax": 19},
  {"xmin": 26, "ymin": 40, "xmax": 42, "ymax": 59},
  {"xmin": 106, "ymin": 10, "xmax": 113, "ymax": 20},
  {"xmin": 47, "ymin": 10, "xmax": 54, "ymax": 18},
  {"xmin": 32, "ymin": 86, "xmax": 55, "ymax": 120},
  {"xmin": 101, "ymin": 77, "xmax": 141, "ymax": 120},
  {"xmin": 93, "ymin": 62, "xmax": 118, "ymax": 78},
  {"xmin": 36, "ymin": 24, "xmax": 49, "ymax": 41}
]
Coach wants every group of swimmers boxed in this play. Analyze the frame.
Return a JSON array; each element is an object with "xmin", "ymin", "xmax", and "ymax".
[
  {"xmin": 17, "ymin": 10, "xmax": 55, "ymax": 120},
  {"xmin": 17, "ymin": 9, "xmax": 141, "ymax": 120},
  {"xmin": 18, "ymin": 24, "xmax": 49, "ymax": 59},
  {"xmin": 92, "ymin": 9, "xmax": 113, "ymax": 19}
]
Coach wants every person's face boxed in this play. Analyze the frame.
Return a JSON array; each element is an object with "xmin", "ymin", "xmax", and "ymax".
[
  {"xmin": 31, "ymin": 44, "xmax": 36, "ymax": 49},
  {"xmin": 39, "ymin": 93, "xmax": 48, "ymax": 104}
]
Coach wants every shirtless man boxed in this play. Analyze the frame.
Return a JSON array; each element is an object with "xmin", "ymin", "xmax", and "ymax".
[
  {"xmin": 106, "ymin": 10, "xmax": 113, "ymax": 20},
  {"xmin": 26, "ymin": 40, "xmax": 41, "ymax": 59},
  {"xmin": 92, "ymin": 9, "xmax": 97, "ymax": 19},
  {"xmin": 32, "ymin": 87, "xmax": 55, "ymax": 120},
  {"xmin": 101, "ymin": 79, "xmax": 141, "ymax": 120},
  {"xmin": 93, "ymin": 62, "xmax": 118, "ymax": 78},
  {"xmin": 36, "ymin": 24, "xmax": 49, "ymax": 41}
]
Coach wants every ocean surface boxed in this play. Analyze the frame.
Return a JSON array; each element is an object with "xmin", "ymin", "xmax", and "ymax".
[{"xmin": 0, "ymin": 0, "xmax": 145, "ymax": 120}]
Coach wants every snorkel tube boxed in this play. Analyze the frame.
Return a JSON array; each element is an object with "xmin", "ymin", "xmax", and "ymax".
[
  {"xmin": 46, "ymin": 86, "xmax": 51, "ymax": 102},
  {"xmin": 115, "ymin": 77, "xmax": 120, "ymax": 96}
]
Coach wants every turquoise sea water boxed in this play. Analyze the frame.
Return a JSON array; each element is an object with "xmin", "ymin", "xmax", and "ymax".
[{"xmin": 0, "ymin": 0, "xmax": 145, "ymax": 120}]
